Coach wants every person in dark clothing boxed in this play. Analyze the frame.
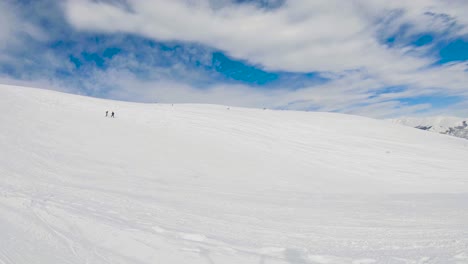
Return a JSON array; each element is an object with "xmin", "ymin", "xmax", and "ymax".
[
  {"xmin": 111, "ymin": 111, "xmax": 115, "ymax": 118},
  {"xmin": 105, "ymin": 110, "xmax": 108, "ymax": 117}
]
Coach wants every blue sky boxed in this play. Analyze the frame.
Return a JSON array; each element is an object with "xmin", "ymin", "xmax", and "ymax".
[{"xmin": 0, "ymin": 0, "xmax": 468, "ymax": 118}]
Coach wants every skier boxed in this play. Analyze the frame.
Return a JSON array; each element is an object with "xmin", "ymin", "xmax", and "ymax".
[
  {"xmin": 111, "ymin": 111, "xmax": 115, "ymax": 118},
  {"xmin": 105, "ymin": 110, "xmax": 108, "ymax": 117}
]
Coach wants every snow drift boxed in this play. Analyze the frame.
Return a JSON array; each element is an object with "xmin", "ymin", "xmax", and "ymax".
[{"xmin": 1, "ymin": 84, "xmax": 467, "ymax": 264}]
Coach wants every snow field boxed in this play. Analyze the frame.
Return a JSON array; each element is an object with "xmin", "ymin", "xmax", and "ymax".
[{"xmin": 1, "ymin": 85, "xmax": 468, "ymax": 263}]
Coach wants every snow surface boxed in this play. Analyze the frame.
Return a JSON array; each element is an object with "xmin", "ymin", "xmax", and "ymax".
[{"xmin": 1, "ymin": 84, "xmax": 468, "ymax": 264}]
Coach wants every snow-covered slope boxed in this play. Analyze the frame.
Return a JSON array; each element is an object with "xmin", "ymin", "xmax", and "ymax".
[
  {"xmin": 391, "ymin": 116, "xmax": 468, "ymax": 140},
  {"xmin": 1, "ymin": 84, "xmax": 468, "ymax": 264}
]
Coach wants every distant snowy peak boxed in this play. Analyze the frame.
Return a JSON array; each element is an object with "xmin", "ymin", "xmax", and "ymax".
[
  {"xmin": 390, "ymin": 116, "xmax": 468, "ymax": 139},
  {"xmin": 390, "ymin": 116, "xmax": 465, "ymax": 133}
]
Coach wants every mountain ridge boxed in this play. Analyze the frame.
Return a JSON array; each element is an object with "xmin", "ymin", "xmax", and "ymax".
[{"xmin": 390, "ymin": 116, "xmax": 468, "ymax": 140}]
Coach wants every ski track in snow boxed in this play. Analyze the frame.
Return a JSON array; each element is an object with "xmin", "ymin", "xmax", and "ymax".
[{"xmin": 1, "ymin": 85, "xmax": 468, "ymax": 263}]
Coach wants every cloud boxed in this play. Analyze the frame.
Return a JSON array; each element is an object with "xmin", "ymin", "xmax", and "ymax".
[
  {"xmin": 63, "ymin": 0, "xmax": 399, "ymax": 72},
  {"xmin": 61, "ymin": 1, "xmax": 468, "ymax": 111},
  {"xmin": 1, "ymin": 0, "xmax": 468, "ymax": 119},
  {"xmin": 62, "ymin": 0, "xmax": 466, "ymax": 72},
  {"xmin": 0, "ymin": 2, "xmax": 47, "ymax": 50}
]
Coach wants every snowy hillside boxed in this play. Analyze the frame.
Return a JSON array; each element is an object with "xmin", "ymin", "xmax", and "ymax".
[
  {"xmin": 391, "ymin": 116, "xmax": 468, "ymax": 140},
  {"xmin": 1, "ymin": 84, "xmax": 468, "ymax": 264}
]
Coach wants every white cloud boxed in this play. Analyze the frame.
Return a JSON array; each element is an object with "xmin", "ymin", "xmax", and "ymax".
[
  {"xmin": 0, "ymin": 1, "xmax": 47, "ymax": 63},
  {"xmin": 62, "ymin": 1, "xmax": 468, "ymax": 100},
  {"xmin": 63, "ymin": 0, "xmax": 406, "ymax": 72},
  {"xmin": 0, "ymin": 2, "xmax": 47, "ymax": 50},
  {"xmin": 62, "ymin": 0, "xmax": 466, "ymax": 72}
]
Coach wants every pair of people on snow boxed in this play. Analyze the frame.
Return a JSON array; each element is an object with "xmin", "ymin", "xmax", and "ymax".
[{"xmin": 105, "ymin": 111, "xmax": 115, "ymax": 118}]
